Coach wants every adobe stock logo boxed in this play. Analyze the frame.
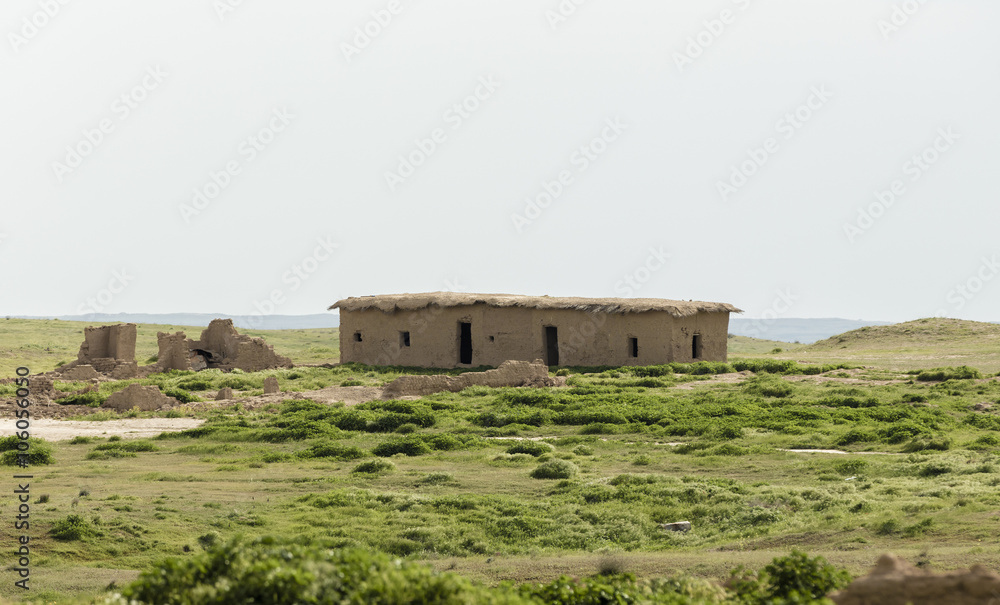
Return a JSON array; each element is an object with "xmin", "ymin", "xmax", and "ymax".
[
  {"xmin": 76, "ymin": 270, "xmax": 134, "ymax": 315},
  {"xmin": 8, "ymin": 0, "xmax": 72, "ymax": 54}
]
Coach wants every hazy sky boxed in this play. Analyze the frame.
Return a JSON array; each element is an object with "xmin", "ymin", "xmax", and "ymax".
[{"xmin": 1, "ymin": 0, "xmax": 997, "ymax": 323}]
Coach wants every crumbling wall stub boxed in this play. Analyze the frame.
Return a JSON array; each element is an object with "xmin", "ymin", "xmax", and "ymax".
[
  {"xmin": 382, "ymin": 360, "xmax": 556, "ymax": 398},
  {"xmin": 156, "ymin": 332, "xmax": 194, "ymax": 371},
  {"xmin": 103, "ymin": 383, "xmax": 179, "ymax": 412}
]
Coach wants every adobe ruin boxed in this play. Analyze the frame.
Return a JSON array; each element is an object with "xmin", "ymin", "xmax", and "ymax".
[
  {"xmin": 151, "ymin": 319, "xmax": 293, "ymax": 373},
  {"xmin": 381, "ymin": 359, "xmax": 560, "ymax": 398},
  {"xmin": 55, "ymin": 323, "xmax": 139, "ymax": 380}
]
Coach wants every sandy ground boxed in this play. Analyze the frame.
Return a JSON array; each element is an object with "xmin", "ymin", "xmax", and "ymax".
[{"xmin": 0, "ymin": 418, "xmax": 205, "ymax": 441}]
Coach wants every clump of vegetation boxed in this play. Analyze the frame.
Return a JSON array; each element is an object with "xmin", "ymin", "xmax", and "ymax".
[
  {"xmin": 55, "ymin": 391, "xmax": 106, "ymax": 406},
  {"xmin": 505, "ymin": 441, "xmax": 553, "ymax": 457},
  {"xmin": 351, "ymin": 459, "xmax": 396, "ymax": 474},
  {"xmin": 296, "ymin": 443, "xmax": 367, "ymax": 461},
  {"xmin": 530, "ymin": 459, "xmax": 578, "ymax": 480},
  {"xmin": 50, "ymin": 514, "xmax": 97, "ymax": 541},
  {"xmin": 87, "ymin": 440, "xmax": 158, "ymax": 460},
  {"xmin": 916, "ymin": 366, "xmax": 983, "ymax": 381},
  {"xmin": 0, "ymin": 436, "xmax": 54, "ymax": 466}
]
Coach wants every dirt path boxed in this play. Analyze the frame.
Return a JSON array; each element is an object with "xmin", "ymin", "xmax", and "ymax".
[{"xmin": 0, "ymin": 418, "xmax": 204, "ymax": 441}]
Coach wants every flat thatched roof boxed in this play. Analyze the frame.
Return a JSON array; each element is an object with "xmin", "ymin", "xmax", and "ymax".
[{"xmin": 330, "ymin": 293, "xmax": 741, "ymax": 318}]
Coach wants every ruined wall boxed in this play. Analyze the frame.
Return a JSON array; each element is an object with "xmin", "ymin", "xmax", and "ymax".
[
  {"xmin": 339, "ymin": 305, "xmax": 732, "ymax": 368},
  {"xmin": 152, "ymin": 319, "xmax": 292, "ymax": 373},
  {"xmin": 79, "ymin": 324, "xmax": 137, "ymax": 362},
  {"xmin": 156, "ymin": 332, "xmax": 193, "ymax": 371},
  {"xmin": 103, "ymin": 384, "xmax": 179, "ymax": 412},
  {"xmin": 57, "ymin": 323, "xmax": 139, "ymax": 379},
  {"xmin": 382, "ymin": 360, "xmax": 555, "ymax": 398}
]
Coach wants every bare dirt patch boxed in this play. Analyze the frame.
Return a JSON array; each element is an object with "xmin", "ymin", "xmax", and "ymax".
[
  {"xmin": 0, "ymin": 418, "xmax": 204, "ymax": 441},
  {"xmin": 672, "ymin": 371, "xmax": 752, "ymax": 389}
]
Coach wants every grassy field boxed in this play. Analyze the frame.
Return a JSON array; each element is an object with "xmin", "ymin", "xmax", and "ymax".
[
  {"xmin": 0, "ymin": 319, "xmax": 339, "ymax": 377},
  {"xmin": 1, "ymin": 318, "xmax": 999, "ymax": 602}
]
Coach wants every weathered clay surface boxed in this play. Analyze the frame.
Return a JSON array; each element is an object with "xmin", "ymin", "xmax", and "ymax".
[
  {"xmin": 59, "ymin": 365, "xmax": 101, "ymax": 380},
  {"xmin": 263, "ymin": 376, "xmax": 279, "ymax": 394},
  {"xmin": 103, "ymin": 384, "xmax": 179, "ymax": 412},
  {"xmin": 382, "ymin": 360, "xmax": 559, "ymax": 398},
  {"xmin": 831, "ymin": 554, "xmax": 1000, "ymax": 605}
]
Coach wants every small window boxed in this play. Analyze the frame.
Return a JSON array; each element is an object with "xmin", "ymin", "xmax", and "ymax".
[
  {"xmin": 488, "ymin": 335, "xmax": 495, "ymax": 343},
  {"xmin": 400, "ymin": 331, "xmax": 410, "ymax": 347},
  {"xmin": 629, "ymin": 337, "xmax": 638, "ymax": 358},
  {"xmin": 692, "ymin": 334, "xmax": 703, "ymax": 359},
  {"xmin": 353, "ymin": 332, "xmax": 362, "ymax": 343}
]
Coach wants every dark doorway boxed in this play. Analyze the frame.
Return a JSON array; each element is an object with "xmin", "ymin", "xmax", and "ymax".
[
  {"xmin": 544, "ymin": 326, "xmax": 559, "ymax": 366},
  {"xmin": 629, "ymin": 338, "xmax": 638, "ymax": 358},
  {"xmin": 400, "ymin": 331, "xmax": 410, "ymax": 348},
  {"xmin": 459, "ymin": 322, "xmax": 473, "ymax": 364},
  {"xmin": 692, "ymin": 334, "xmax": 703, "ymax": 360}
]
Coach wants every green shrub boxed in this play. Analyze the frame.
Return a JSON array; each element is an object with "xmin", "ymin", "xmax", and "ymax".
[
  {"xmin": 968, "ymin": 434, "xmax": 1000, "ymax": 450},
  {"xmin": 69, "ymin": 436, "xmax": 93, "ymax": 445},
  {"xmin": 572, "ymin": 445, "xmax": 594, "ymax": 456},
  {"xmin": 50, "ymin": 514, "xmax": 96, "ymax": 541},
  {"xmin": 340, "ymin": 379, "xmax": 363, "ymax": 386},
  {"xmin": 117, "ymin": 537, "xmax": 531, "ymax": 604},
  {"xmin": 530, "ymin": 459, "xmax": 578, "ymax": 480},
  {"xmin": 505, "ymin": 441, "xmax": 553, "ymax": 457},
  {"xmin": 902, "ymin": 437, "xmax": 951, "ymax": 452},
  {"xmin": 55, "ymin": 391, "xmax": 106, "ymax": 406},
  {"xmin": 297, "ymin": 443, "xmax": 367, "ymax": 461},
  {"xmin": 760, "ymin": 550, "xmax": 851, "ymax": 601},
  {"xmin": 352, "ymin": 459, "xmax": 396, "ymax": 474},
  {"xmin": 0, "ymin": 436, "xmax": 55, "ymax": 466},
  {"xmin": 917, "ymin": 366, "xmax": 982, "ymax": 381},
  {"xmin": 836, "ymin": 429, "xmax": 878, "ymax": 446},
  {"xmin": 918, "ymin": 463, "xmax": 952, "ymax": 477},
  {"xmin": 162, "ymin": 387, "xmax": 201, "ymax": 404},
  {"xmin": 372, "ymin": 437, "xmax": 431, "ymax": 457},
  {"xmin": 742, "ymin": 375, "xmax": 794, "ymax": 398}
]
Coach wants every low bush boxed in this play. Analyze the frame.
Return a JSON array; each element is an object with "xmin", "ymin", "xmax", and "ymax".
[
  {"xmin": 530, "ymin": 459, "xmax": 578, "ymax": 480},
  {"xmin": 297, "ymin": 443, "xmax": 367, "ymax": 461},
  {"xmin": 352, "ymin": 459, "xmax": 396, "ymax": 474},
  {"xmin": 373, "ymin": 437, "xmax": 431, "ymax": 457},
  {"xmin": 50, "ymin": 514, "xmax": 96, "ymax": 541},
  {"xmin": 917, "ymin": 366, "xmax": 982, "ymax": 381},
  {"xmin": 0, "ymin": 436, "xmax": 55, "ymax": 466}
]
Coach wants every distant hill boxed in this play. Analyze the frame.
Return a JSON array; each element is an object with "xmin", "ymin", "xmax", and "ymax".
[
  {"xmin": 768, "ymin": 318, "xmax": 1000, "ymax": 373},
  {"xmin": 728, "ymin": 318, "xmax": 893, "ymax": 344},
  {"xmin": 807, "ymin": 317, "xmax": 1000, "ymax": 351},
  {"xmin": 12, "ymin": 312, "xmax": 340, "ymax": 331}
]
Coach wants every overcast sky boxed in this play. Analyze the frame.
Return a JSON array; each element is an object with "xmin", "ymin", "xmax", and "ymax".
[{"xmin": 1, "ymin": 0, "xmax": 997, "ymax": 323}]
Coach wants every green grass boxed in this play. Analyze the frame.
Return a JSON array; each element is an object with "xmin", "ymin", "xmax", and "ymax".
[{"xmin": 5, "ymin": 317, "xmax": 1000, "ymax": 602}]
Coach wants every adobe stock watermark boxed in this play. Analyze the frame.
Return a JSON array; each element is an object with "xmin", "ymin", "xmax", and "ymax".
[
  {"xmin": 843, "ymin": 127, "xmax": 959, "ymax": 243},
  {"xmin": 878, "ymin": 0, "xmax": 928, "ymax": 41},
  {"xmin": 384, "ymin": 75, "xmax": 499, "ymax": 192},
  {"xmin": 51, "ymin": 65, "xmax": 168, "ymax": 183},
  {"xmin": 341, "ymin": 0, "xmax": 408, "ymax": 63},
  {"xmin": 716, "ymin": 85, "xmax": 833, "ymax": 202},
  {"xmin": 76, "ymin": 269, "xmax": 134, "ymax": 315},
  {"xmin": 179, "ymin": 107, "xmax": 294, "ymax": 223},
  {"xmin": 8, "ymin": 0, "xmax": 72, "ymax": 54},
  {"xmin": 545, "ymin": 0, "xmax": 590, "ymax": 31},
  {"xmin": 511, "ymin": 117, "xmax": 627, "ymax": 233},
  {"xmin": 740, "ymin": 289, "xmax": 798, "ymax": 338},
  {"xmin": 673, "ymin": 0, "xmax": 753, "ymax": 73},
  {"xmin": 214, "ymin": 0, "xmax": 251, "ymax": 22},
  {"xmin": 614, "ymin": 247, "xmax": 671, "ymax": 296},
  {"xmin": 240, "ymin": 236, "xmax": 339, "ymax": 329},
  {"xmin": 933, "ymin": 255, "xmax": 999, "ymax": 317}
]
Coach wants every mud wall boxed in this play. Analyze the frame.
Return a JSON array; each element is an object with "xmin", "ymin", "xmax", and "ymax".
[
  {"xmin": 339, "ymin": 305, "xmax": 732, "ymax": 368},
  {"xmin": 79, "ymin": 324, "xmax": 136, "ymax": 362}
]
